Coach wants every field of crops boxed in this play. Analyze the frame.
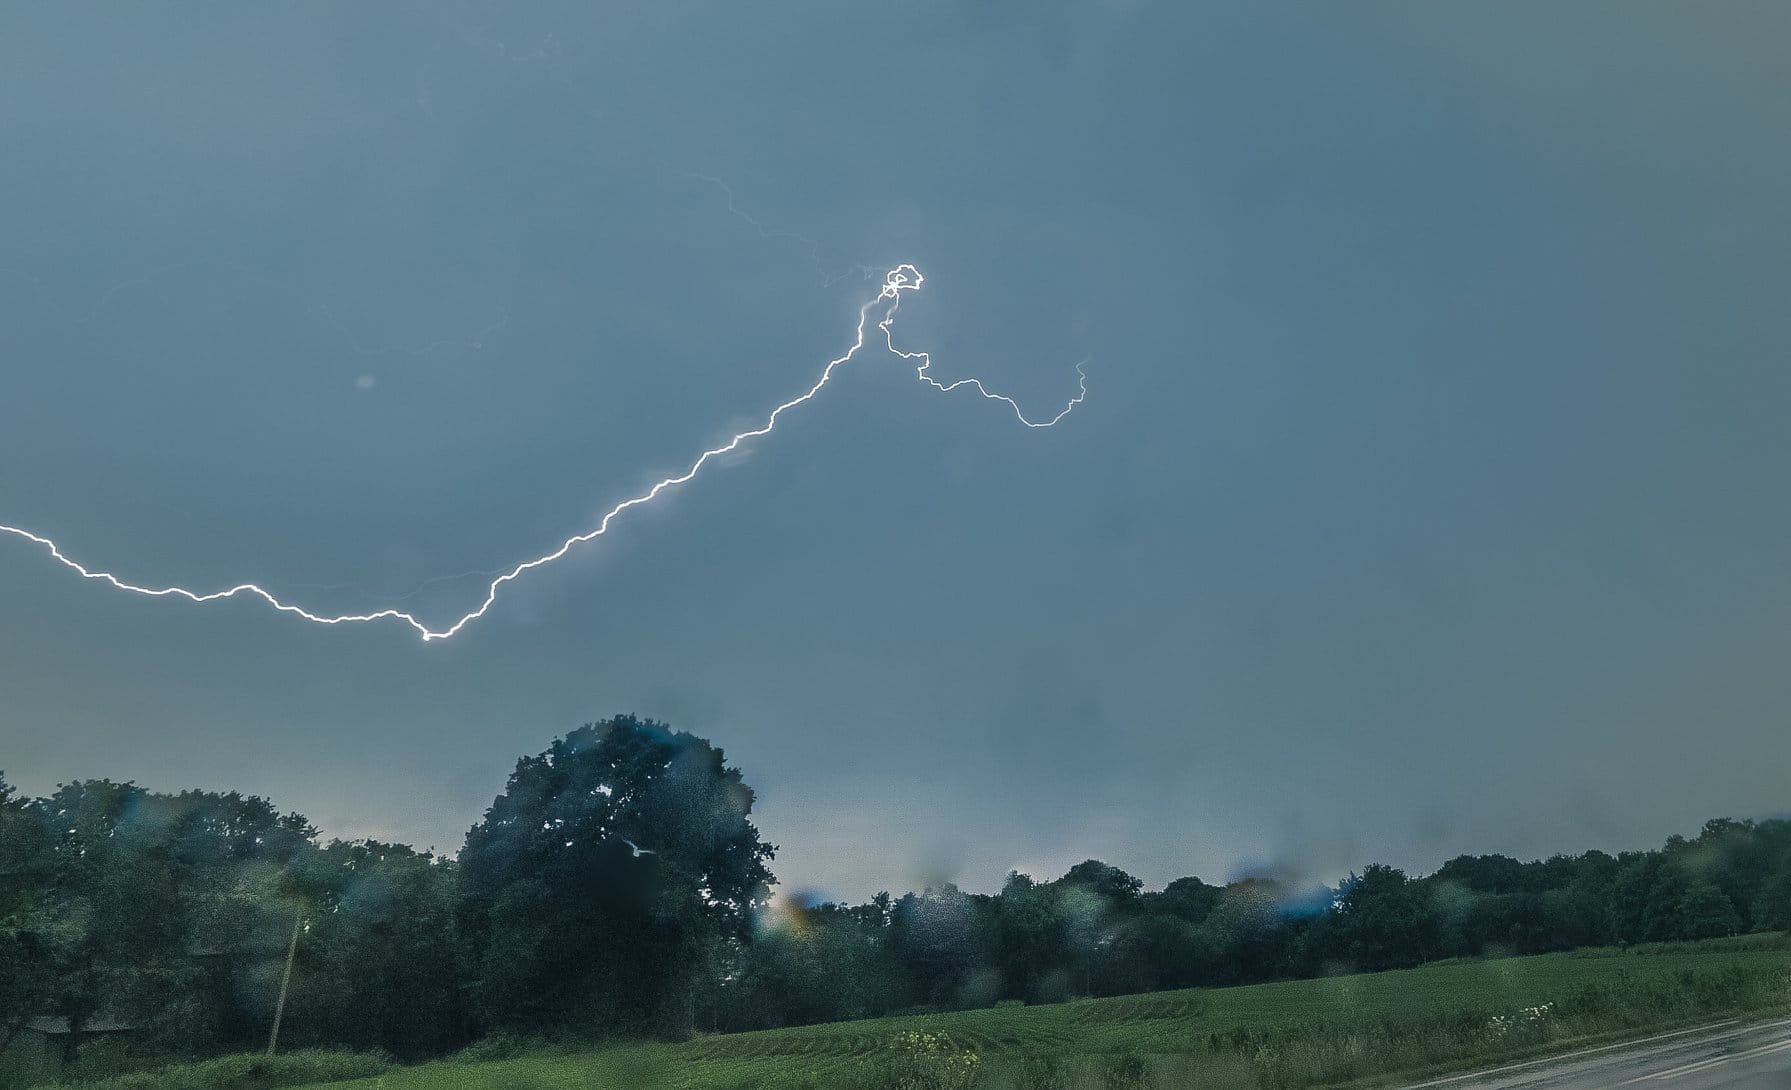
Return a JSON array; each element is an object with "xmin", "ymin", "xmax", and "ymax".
[{"xmin": 267, "ymin": 936, "xmax": 1788, "ymax": 1089}]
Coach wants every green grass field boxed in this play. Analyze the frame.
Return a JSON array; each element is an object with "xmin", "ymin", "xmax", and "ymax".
[{"xmin": 72, "ymin": 936, "xmax": 1791, "ymax": 1090}]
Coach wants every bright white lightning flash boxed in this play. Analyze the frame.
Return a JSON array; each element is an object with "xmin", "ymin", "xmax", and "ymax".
[{"xmin": 0, "ymin": 266, "xmax": 1085, "ymax": 642}]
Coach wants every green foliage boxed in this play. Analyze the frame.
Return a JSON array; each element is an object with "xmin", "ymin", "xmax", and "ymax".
[
  {"xmin": 1750, "ymin": 848, "xmax": 1791, "ymax": 931},
  {"xmin": 6, "ymin": 734, "xmax": 1791, "ymax": 1084},
  {"xmin": 41, "ymin": 1050, "xmax": 387, "ymax": 1090},
  {"xmin": 1675, "ymin": 880, "xmax": 1742, "ymax": 940},
  {"xmin": 22, "ymin": 781, "xmax": 206, "ymax": 1057},
  {"xmin": 453, "ymin": 1031, "xmax": 555, "ymax": 1063},
  {"xmin": 0, "ymin": 779, "xmax": 468, "ymax": 1068},
  {"xmin": 287, "ymin": 842, "xmax": 464, "ymax": 1058},
  {"xmin": 848, "ymin": 1031, "xmax": 980, "ymax": 1090},
  {"xmin": 719, "ymin": 899, "xmax": 906, "ymax": 1030},
  {"xmin": 456, "ymin": 715, "xmax": 775, "ymax": 1036},
  {"xmin": 1147, "ymin": 877, "xmax": 1220, "ymax": 926},
  {"xmin": 1332, "ymin": 865, "xmax": 1429, "ymax": 972},
  {"xmin": 0, "ymin": 773, "xmax": 50, "ymax": 1047}
]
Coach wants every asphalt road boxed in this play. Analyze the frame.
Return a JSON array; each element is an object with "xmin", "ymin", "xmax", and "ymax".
[{"xmin": 1402, "ymin": 1018, "xmax": 1791, "ymax": 1089}]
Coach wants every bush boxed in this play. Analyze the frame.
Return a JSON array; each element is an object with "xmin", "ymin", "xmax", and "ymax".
[
  {"xmin": 850, "ymin": 1031, "xmax": 981, "ymax": 1090},
  {"xmin": 41, "ymin": 1050, "xmax": 390, "ymax": 1090},
  {"xmin": 1099, "ymin": 1053, "xmax": 1150, "ymax": 1089},
  {"xmin": 454, "ymin": 1031, "xmax": 550, "ymax": 1063}
]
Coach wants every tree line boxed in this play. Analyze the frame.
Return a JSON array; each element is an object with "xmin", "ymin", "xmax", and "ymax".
[{"xmin": 2, "ymin": 714, "xmax": 1788, "ymax": 1066}]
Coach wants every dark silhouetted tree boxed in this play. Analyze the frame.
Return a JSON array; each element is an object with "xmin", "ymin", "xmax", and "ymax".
[
  {"xmin": 992, "ymin": 873, "xmax": 1069, "ymax": 1003},
  {"xmin": 1755, "ymin": 844, "xmax": 1791, "ymax": 932},
  {"xmin": 1197, "ymin": 879, "xmax": 1283, "ymax": 984},
  {"xmin": 0, "ymin": 775, "xmax": 52, "ymax": 1051},
  {"xmin": 290, "ymin": 841, "xmax": 466, "ymax": 1058},
  {"xmin": 24, "ymin": 782, "xmax": 200, "ymax": 1062},
  {"xmin": 1333, "ymin": 865, "xmax": 1428, "ymax": 971},
  {"xmin": 888, "ymin": 884, "xmax": 988, "ymax": 1009},
  {"xmin": 1149, "ymin": 876, "xmax": 1221, "ymax": 927},
  {"xmin": 1675, "ymin": 880, "xmax": 1741, "ymax": 940},
  {"xmin": 1060, "ymin": 860, "xmax": 1144, "ymax": 908},
  {"xmin": 457, "ymin": 716, "xmax": 775, "ymax": 1036}
]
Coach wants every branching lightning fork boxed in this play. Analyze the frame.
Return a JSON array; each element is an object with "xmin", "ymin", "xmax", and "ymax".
[{"xmin": 0, "ymin": 265, "xmax": 1085, "ymax": 641}]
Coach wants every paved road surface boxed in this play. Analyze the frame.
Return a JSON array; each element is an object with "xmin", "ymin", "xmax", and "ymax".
[{"xmin": 1403, "ymin": 1018, "xmax": 1791, "ymax": 1089}]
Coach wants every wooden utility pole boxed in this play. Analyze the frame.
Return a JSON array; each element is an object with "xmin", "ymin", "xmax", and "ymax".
[{"xmin": 266, "ymin": 910, "xmax": 302, "ymax": 1056}]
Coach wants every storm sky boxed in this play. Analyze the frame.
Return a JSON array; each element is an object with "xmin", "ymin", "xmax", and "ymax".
[{"xmin": 3, "ymin": 3, "xmax": 1788, "ymax": 901}]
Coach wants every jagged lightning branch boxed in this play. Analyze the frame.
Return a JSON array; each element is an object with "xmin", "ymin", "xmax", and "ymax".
[
  {"xmin": 0, "ymin": 265, "xmax": 1084, "ymax": 642},
  {"xmin": 678, "ymin": 172, "xmax": 878, "ymax": 288}
]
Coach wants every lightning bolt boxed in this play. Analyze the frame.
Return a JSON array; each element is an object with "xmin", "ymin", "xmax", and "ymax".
[{"xmin": 1, "ymin": 266, "xmax": 1084, "ymax": 642}]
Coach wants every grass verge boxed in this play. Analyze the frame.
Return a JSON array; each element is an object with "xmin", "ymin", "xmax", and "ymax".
[{"xmin": 104, "ymin": 936, "xmax": 1791, "ymax": 1089}]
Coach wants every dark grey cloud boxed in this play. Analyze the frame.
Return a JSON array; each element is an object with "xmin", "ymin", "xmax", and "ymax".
[{"xmin": 3, "ymin": 3, "xmax": 1788, "ymax": 899}]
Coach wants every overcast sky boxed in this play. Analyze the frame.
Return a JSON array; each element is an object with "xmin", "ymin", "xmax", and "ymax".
[{"xmin": 3, "ymin": 3, "xmax": 1788, "ymax": 901}]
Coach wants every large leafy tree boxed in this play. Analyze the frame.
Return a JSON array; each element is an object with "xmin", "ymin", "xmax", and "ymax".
[
  {"xmin": 457, "ymin": 716, "xmax": 775, "ymax": 1035},
  {"xmin": 1332, "ymin": 864, "xmax": 1429, "ymax": 972},
  {"xmin": 1756, "ymin": 855, "xmax": 1791, "ymax": 932},
  {"xmin": 1149, "ymin": 876, "xmax": 1221, "ymax": 926},
  {"xmin": 23, "ymin": 781, "xmax": 200, "ymax": 1061},
  {"xmin": 288, "ymin": 841, "xmax": 467, "ymax": 1057},
  {"xmin": 1675, "ymin": 880, "xmax": 1742, "ymax": 940},
  {"xmin": 992, "ymin": 873, "xmax": 1069, "ymax": 1002},
  {"xmin": 157, "ymin": 789, "xmax": 317, "ymax": 1048},
  {"xmin": 887, "ymin": 884, "xmax": 988, "ymax": 1009},
  {"xmin": 719, "ymin": 898, "xmax": 902, "ymax": 1030},
  {"xmin": 1197, "ymin": 879, "xmax": 1286, "ymax": 984},
  {"xmin": 1054, "ymin": 861, "xmax": 1144, "ymax": 998},
  {"xmin": 0, "ymin": 775, "xmax": 52, "ymax": 1050}
]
